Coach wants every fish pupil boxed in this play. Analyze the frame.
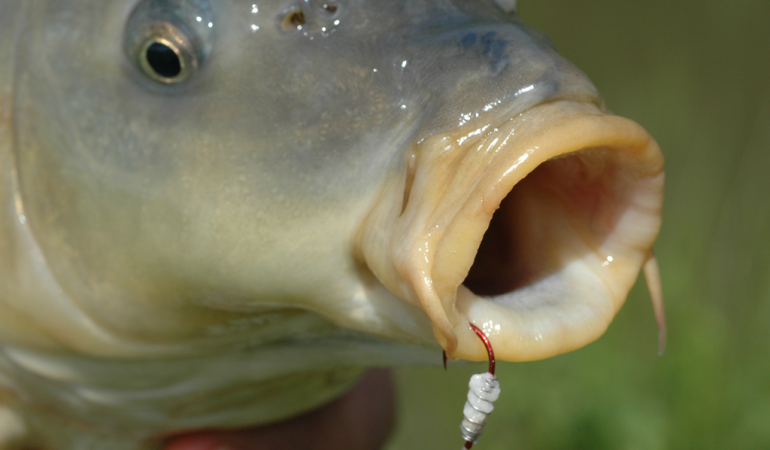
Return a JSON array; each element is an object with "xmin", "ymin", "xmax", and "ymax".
[{"xmin": 146, "ymin": 42, "xmax": 182, "ymax": 79}]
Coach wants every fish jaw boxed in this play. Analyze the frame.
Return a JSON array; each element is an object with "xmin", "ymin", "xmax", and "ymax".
[{"xmin": 357, "ymin": 100, "xmax": 664, "ymax": 361}]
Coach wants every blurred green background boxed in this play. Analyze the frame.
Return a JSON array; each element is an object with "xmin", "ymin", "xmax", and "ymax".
[{"xmin": 386, "ymin": 1, "xmax": 770, "ymax": 449}]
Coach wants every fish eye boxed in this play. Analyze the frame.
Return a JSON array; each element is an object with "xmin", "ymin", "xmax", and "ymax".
[
  {"xmin": 132, "ymin": 26, "xmax": 198, "ymax": 83},
  {"xmin": 124, "ymin": 0, "xmax": 213, "ymax": 85},
  {"xmin": 145, "ymin": 41, "xmax": 182, "ymax": 79}
]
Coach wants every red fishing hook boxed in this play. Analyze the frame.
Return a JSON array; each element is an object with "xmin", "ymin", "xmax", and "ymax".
[{"xmin": 469, "ymin": 323, "xmax": 495, "ymax": 376}]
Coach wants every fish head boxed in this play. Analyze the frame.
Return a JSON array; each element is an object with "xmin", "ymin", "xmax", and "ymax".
[{"xmin": 4, "ymin": 0, "xmax": 662, "ymax": 365}]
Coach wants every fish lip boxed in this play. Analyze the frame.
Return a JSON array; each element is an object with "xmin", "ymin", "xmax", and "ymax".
[{"xmin": 358, "ymin": 100, "xmax": 664, "ymax": 362}]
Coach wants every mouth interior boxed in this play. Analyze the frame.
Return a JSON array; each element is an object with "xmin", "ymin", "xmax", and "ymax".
[
  {"xmin": 463, "ymin": 187, "xmax": 527, "ymax": 297},
  {"xmin": 463, "ymin": 147, "xmax": 632, "ymax": 298}
]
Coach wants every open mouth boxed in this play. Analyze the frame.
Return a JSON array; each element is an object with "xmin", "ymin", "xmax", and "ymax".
[{"xmin": 358, "ymin": 100, "xmax": 664, "ymax": 362}]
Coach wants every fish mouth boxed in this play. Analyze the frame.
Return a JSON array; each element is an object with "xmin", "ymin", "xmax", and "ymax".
[{"xmin": 358, "ymin": 100, "xmax": 664, "ymax": 362}]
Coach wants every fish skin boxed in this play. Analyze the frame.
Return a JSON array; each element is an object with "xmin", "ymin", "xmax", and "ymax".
[{"xmin": 0, "ymin": 1, "xmax": 662, "ymax": 448}]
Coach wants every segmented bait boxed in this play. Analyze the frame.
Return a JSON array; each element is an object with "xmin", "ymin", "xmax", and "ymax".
[{"xmin": 460, "ymin": 324, "xmax": 499, "ymax": 449}]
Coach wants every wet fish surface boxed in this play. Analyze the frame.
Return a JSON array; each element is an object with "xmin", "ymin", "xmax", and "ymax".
[{"xmin": 0, "ymin": 0, "xmax": 663, "ymax": 448}]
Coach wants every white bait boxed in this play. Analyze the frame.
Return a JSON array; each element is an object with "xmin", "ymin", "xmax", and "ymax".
[
  {"xmin": 461, "ymin": 372, "xmax": 501, "ymax": 448},
  {"xmin": 459, "ymin": 324, "xmax": 499, "ymax": 449}
]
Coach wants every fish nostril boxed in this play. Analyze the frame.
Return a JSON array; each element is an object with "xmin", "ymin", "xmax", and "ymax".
[
  {"xmin": 284, "ymin": 11, "xmax": 306, "ymax": 30},
  {"xmin": 281, "ymin": 2, "xmax": 340, "ymax": 33},
  {"xmin": 290, "ymin": 11, "xmax": 306, "ymax": 26}
]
